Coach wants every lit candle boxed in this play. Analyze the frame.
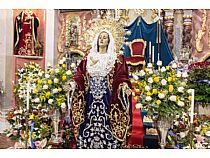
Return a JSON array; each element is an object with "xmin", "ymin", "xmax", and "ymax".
[
  {"xmin": 152, "ymin": 46, "xmax": 155, "ymax": 64},
  {"xmin": 149, "ymin": 41, "xmax": 151, "ymax": 63},
  {"xmin": 26, "ymin": 81, "xmax": 30, "ymax": 111},
  {"xmin": 190, "ymin": 89, "xmax": 195, "ymax": 124}
]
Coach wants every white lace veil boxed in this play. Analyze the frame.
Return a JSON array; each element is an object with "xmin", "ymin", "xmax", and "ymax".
[{"xmin": 87, "ymin": 29, "xmax": 117, "ymax": 77}]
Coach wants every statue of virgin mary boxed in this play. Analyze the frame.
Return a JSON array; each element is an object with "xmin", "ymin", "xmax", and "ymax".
[{"xmin": 69, "ymin": 29, "xmax": 132, "ymax": 149}]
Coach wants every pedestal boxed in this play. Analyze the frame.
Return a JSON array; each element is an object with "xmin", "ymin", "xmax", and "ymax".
[{"xmin": 48, "ymin": 141, "xmax": 62, "ymax": 149}]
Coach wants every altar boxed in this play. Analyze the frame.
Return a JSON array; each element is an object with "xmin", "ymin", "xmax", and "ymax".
[{"xmin": 1, "ymin": 9, "xmax": 210, "ymax": 149}]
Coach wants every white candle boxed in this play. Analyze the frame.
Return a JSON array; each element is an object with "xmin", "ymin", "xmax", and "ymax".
[
  {"xmin": 67, "ymin": 92, "xmax": 70, "ymax": 110},
  {"xmin": 149, "ymin": 41, "xmax": 151, "ymax": 62},
  {"xmin": 190, "ymin": 89, "xmax": 195, "ymax": 124},
  {"xmin": 152, "ymin": 46, "xmax": 155, "ymax": 64},
  {"xmin": 26, "ymin": 81, "xmax": 30, "ymax": 111},
  {"xmin": 47, "ymin": 62, "xmax": 51, "ymax": 67},
  {"xmin": 158, "ymin": 9, "xmax": 161, "ymax": 18}
]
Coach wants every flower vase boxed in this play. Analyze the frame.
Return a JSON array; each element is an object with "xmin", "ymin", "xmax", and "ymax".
[
  {"xmin": 51, "ymin": 109, "xmax": 61, "ymax": 143},
  {"xmin": 157, "ymin": 117, "xmax": 173, "ymax": 149}
]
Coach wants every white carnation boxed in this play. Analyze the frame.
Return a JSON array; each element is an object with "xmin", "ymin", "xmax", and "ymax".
[
  {"xmin": 59, "ymin": 60, "xmax": 64, "ymax": 65},
  {"xmin": 52, "ymin": 88, "xmax": 58, "ymax": 94},
  {"xmin": 176, "ymin": 71, "xmax": 182, "ymax": 78},
  {"xmin": 66, "ymin": 70, "xmax": 72, "ymax": 75},
  {"xmin": 71, "ymin": 63, "xmax": 76, "ymax": 68},
  {"xmin": 61, "ymin": 103, "xmax": 66, "ymax": 109},
  {"xmin": 182, "ymin": 72, "xmax": 188, "ymax": 78},
  {"xmin": 177, "ymin": 101, "xmax": 185, "ymax": 107},
  {"xmin": 147, "ymin": 63, "xmax": 153, "ymax": 68},
  {"xmin": 45, "ymin": 74, "xmax": 50, "ymax": 79},
  {"xmin": 145, "ymin": 96, "xmax": 152, "ymax": 101},
  {"xmin": 169, "ymin": 95, "xmax": 177, "ymax": 102},
  {"xmin": 148, "ymin": 69, "xmax": 153, "ymax": 74},
  {"xmin": 38, "ymin": 71, "xmax": 43, "ymax": 77},
  {"xmin": 62, "ymin": 57, "xmax": 66, "ymax": 62},
  {"xmin": 19, "ymin": 95, "xmax": 23, "ymax": 98},
  {"xmin": 195, "ymin": 126, "xmax": 201, "ymax": 132},
  {"xmin": 48, "ymin": 99, "xmax": 53, "ymax": 104},
  {"xmin": 180, "ymin": 131, "xmax": 187, "ymax": 138},
  {"xmin": 158, "ymin": 93, "xmax": 165, "ymax": 99},
  {"xmin": 133, "ymin": 75, "xmax": 139, "ymax": 81},
  {"xmin": 157, "ymin": 60, "xmax": 162, "ymax": 66},
  {"xmin": 34, "ymin": 98, "xmax": 40, "ymax": 103},
  {"xmin": 145, "ymin": 85, "xmax": 151, "ymax": 91},
  {"xmin": 55, "ymin": 68, "xmax": 59, "ymax": 73},
  {"xmin": 139, "ymin": 70, "xmax": 145, "ymax": 76},
  {"xmin": 148, "ymin": 77, "xmax": 153, "ymax": 83},
  {"xmin": 43, "ymin": 85, "xmax": 48, "ymax": 90},
  {"xmin": 172, "ymin": 63, "xmax": 177, "ymax": 69},
  {"xmin": 135, "ymin": 103, "xmax": 142, "ymax": 109},
  {"xmin": 187, "ymin": 89, "xmax": 193, "ymax": 94},
  {"xmin": 53, "ymin": 78, "xmax": 59, "ymax": 83},
  {"xmin": 178, "ymin": 87, "xmax": 184, "ymax": 93},
  {"xmin": 161, "ymin": 66, "xmax": 166, "ymax": 72},
  {"xmin": 174, "ymin": 121, "xmax": 179, "ymax": 126},
  {"xmin": 161, "ymin": 79, "xmax": 167, "ymax": 85}
]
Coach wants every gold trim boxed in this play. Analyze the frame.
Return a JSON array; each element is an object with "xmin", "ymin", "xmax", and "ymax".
[
  {"xmin": 57, "ymin": 12, "xmax": 65, "ymax": 53},
  {"xmin": 58, "ymin": 48, "xmax": 85, "ymax": 61},
  {"xmin": 199, "ymin": 52, "xmax": 210, "ymax": 62},
  {"xmin": 110, "ymin": 103, "xmax": 130, "ymax": 143},
  {"xmin": 83, "ymin": 18, "xmax": 126, "ymax": 52},
  {"xmin": 71, "ymin": 88, "xmax": 85, "ymax": 140},
  {"xmin": 126, "ymin": 60, "xmax": 145, "ymax": 66},
  {"xmin": 128, "ymin": 38, "xmax": 146, "ymax": 57}
]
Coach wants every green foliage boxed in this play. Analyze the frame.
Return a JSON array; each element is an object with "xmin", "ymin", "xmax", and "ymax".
[{"xmin": 188, "ymin": 67, "xmax": 210, "ymax": 103}]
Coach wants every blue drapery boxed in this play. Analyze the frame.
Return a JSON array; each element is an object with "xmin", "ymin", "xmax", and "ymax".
[{"xmin": 124, "ymin": 16, "xmax": 174, "ymax": 67}]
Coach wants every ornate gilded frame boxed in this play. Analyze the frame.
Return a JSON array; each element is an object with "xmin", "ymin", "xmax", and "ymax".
[{"xmin": 199, "ymin": 52, "xmax": 210, "ymax": 62}]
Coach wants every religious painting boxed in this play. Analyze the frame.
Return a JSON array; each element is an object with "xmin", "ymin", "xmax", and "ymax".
[
  {"xmin": 57, "ymin": 10, "xmax": 92, "ymax": 60},
  {"xmin": 13, "ymin": 9, "xmax": 44, "ymax": 57},
  {"xmin": 65, "ymin": 16, "xmax": 80, "ymax": 47}
]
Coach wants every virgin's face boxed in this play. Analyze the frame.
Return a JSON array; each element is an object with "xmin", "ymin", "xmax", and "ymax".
[{"xmin": 98, "ymin": 32, "xmax": 109, "ymax": 48}]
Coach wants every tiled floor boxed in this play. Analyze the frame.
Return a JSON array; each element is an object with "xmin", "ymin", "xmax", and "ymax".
[{"xmin": 0, "ymin": 133, "xmax": 15, "ymax": 148}]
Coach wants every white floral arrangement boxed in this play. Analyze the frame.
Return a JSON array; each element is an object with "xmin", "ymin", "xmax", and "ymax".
[{"xmin": 134, "ymin": 62, "xmax": 191, "ymax": 119}]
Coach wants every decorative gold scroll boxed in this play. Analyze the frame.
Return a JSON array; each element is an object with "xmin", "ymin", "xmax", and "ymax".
[{"xmin": 196, "ymin": 9, "xmax": 207, "ymax": 53}]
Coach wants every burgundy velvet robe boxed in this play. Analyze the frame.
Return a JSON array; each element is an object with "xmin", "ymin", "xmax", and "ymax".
[{"xmin": 71, "ymin": 54, "xmax": 132, "ymax": 144}]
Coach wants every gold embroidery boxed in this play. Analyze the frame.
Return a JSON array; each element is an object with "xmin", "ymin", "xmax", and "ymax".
[
  {"xmin": 71, "ymin": 89, "xmax": 85, "ymax": 139},
  {"xmin": 116, "ymin": 54, "xmax": 123, "ymax": 64},
  {"xmin": 110, "ymin": 103, "xmax": 130, "ymax": 143},
  {"xmin": 83, "ymin": 72, "xmax": 89, "ymax": 94}
]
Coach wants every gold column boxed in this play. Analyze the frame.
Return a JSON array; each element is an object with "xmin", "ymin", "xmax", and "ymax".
[
  {"xmin": 183, "ymin": 10, "xmax": 192, "ymax": 49},
  {"xmin": 163, "ymin": 9, "xmax": 174, "ymax": 53}
]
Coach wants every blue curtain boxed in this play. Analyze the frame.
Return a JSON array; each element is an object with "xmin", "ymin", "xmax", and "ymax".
[{"xmin": 124, "ymin": 16, "xmax": 174, "ymax": 67}]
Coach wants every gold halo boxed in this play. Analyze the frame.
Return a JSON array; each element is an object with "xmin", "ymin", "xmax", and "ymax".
[{"xmin": 83, "ymin": 18, "xmax": 126, "ymax": 52}]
